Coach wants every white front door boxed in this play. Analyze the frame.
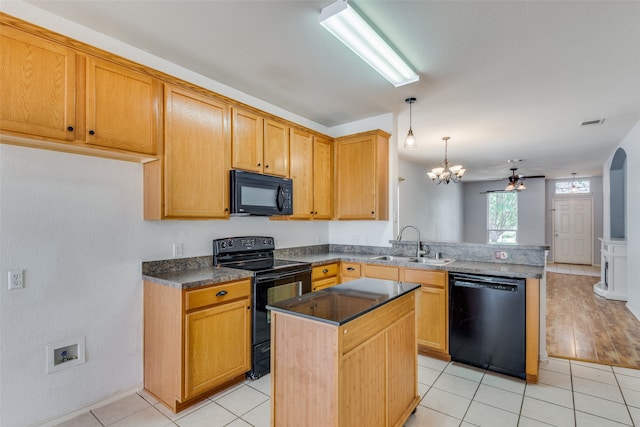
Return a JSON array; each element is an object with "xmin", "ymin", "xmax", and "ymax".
[{"xmin": 553, "ymin": 199, "xmax": 593, "ymax": 264}]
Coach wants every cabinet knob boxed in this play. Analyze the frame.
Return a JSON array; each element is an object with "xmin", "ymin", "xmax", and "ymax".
[
  {"xmin": 89, "ymin": 130, "xmax": 95, "ymax": 135},
  {"xmin": 67, "ymin": 126, "xmax": 74, "ymax": 131},
  {"xmin": 315, "ymin": 211, "xmax": 318, "ymax": 215},
  {"xmin": 310, "ymin": 211, "xmax": 314, "ymax": 214},
  {"xmin": 322, "ymin": 268, "xmax": 329, "ymax": 273},
  {"xmin": 225, "ymin": 208, "xmax": 229, "ymax": 212},
  {"xmin": 215, "ymin": 290, "xmax": 228, "ymax": 297},
  {"xmin": 257, "ymin": 163, "xmax": 261, "ymax": 167},
  {"xmin": 265, "ymin": 164, "xmax": 269, "ymax": 168},
  {"xmin": 347, "ymin": 267, "xmax": 355, "ymax": 271},
  {"xmin": 371, "ymin": 211, "xmax": 375, "ymax": 215}
]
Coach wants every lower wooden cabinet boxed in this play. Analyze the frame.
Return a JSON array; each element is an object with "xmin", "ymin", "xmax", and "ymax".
[
  {"xmin": 311, "ymin": 263, "xmax": 339, "ymax": 291},
  {"xmin": 143, "ymin": 278, "xmax": 251, "ymax": 412},
  {"xmin": 400, "ymin": 268, "xmax": 449, "ymax": 358},
  {"xmin": 271, "ymin": 290, "xmax": 419, "ymax": 426},
  {"xmin": 363, "ymin": 263, "xmax": 399, "ymax": 280},
  {"xmin": 339, "ymin": 262, "xmax": 362, "ymax": 283}
]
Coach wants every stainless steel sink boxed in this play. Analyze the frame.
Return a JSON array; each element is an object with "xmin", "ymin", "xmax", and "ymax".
[{"xmin": 408, "ymin": 257, "xmax": 455, "ymax": 265}]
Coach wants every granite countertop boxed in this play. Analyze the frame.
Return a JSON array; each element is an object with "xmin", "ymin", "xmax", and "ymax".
[
  {"xmin": 278, "ymin": 252, "xmax": 545, "ymax": 279},
  {"xmin": 142, "ymin": 248, "xmax": 544, "ymax": 290},
  {"xmin": 267, "ymin": 278, "xmax": 421, "ymax": 326},
  {"xmin": 142, "ymin": 266, "xmax": 253, "ymax": 289}
]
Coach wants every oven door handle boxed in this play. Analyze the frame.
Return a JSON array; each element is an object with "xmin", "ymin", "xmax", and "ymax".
[{"xmin": 255, "ymin": 271, "xmax": 309, "ymax": 283}]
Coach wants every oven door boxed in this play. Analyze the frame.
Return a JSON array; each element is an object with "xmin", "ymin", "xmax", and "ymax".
[{"xmin": 253, "ymin": 269, "xmax": 311, "ymax": 345}]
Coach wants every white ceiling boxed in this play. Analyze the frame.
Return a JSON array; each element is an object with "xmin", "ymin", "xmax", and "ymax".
[{"xmin": 20, "ymin": 0, "xmax": 640, "ymax": 181}]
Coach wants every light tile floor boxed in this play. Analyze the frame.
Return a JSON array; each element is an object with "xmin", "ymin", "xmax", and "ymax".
[
  {"xmin": 56, "ymin": 355, "xmax": 640, "ymax": 427},
  {"xmin": 546, "ymin": 262, "xmax": 600, "ymax": 278}
]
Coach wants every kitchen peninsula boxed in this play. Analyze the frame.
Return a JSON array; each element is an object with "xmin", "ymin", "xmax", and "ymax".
[{"xmin": 268, "ymin": 278, "xmax": 421, "ymax": 427}]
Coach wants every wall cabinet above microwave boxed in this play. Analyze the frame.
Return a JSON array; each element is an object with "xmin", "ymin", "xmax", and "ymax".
[{"xmin": 231, "ymin": 108, "xmax": 289, "ymax": 178}]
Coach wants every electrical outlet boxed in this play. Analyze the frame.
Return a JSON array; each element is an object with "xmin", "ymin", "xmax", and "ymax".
[
  {"xmin": 8, "ymin": 270, "xmax": 24, "ymax": 290},
  {"xmin": 173, "ymin": 243, "xmax": 183, "ymax": 258}
]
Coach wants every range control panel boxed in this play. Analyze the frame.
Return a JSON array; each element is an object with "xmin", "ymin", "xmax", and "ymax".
[{"xmin": 213, "ymin": 236, "xmax": 275, "ymax": 255}]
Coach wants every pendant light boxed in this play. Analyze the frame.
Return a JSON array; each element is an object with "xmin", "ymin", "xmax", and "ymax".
[
  {"xmin": 404, "ymin": 97, "xmax": 417, "ymax": 149},
  {"xmin": 570, "ymin": 172, "xmax": 578, "ymax": 193}
]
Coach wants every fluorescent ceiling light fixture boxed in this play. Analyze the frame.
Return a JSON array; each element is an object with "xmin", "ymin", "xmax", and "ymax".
[{"xmin": 320, "ymin": 0, "xmax": 419, "ymax": 87}]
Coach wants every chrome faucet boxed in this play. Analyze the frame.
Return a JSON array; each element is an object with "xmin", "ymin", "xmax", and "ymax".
[{"xmin": 397, "ymin": 225, "xmax": 421, "ymax": 257}]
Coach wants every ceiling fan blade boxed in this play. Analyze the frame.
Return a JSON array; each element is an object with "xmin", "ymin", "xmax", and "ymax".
[{"xmin": 520, "ymin": 175, "xmax": 546, "ymax": 179}]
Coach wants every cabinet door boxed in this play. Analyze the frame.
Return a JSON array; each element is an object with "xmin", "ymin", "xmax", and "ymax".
[
  {"xmin": 417, "ymin": 285, "xmax": 447, "ymax": 352},
  {"xmin": 313, "ymin": 136, "xmax": 333, "ymax": 219},
  {"xmin": 184, "ymin": 298, "xmax": 250, "ymax": 399},
  {"xmin": 387, "ymin": 311, "xmax": 417, "ymax": 426},
  {"xmin": 312, "ymin": 276, "xmax": 338, "ymax": 292},
  {"xmin": 289, "ymin": 128, "xmax": 314, "ymax": 219},
  {"xmin": 340, "ymin": 333, "xmax": 386, "ymax": 426},
  {"xmin": 335, "ymin": 135, "xmax": 377, "ymax": 219},
  {"xmin": 164, "ymin": 85, "xmax": 230, "ymax": 218},
  {"xmin": 263, "ymin": 119, "xmax": 289, "ymax": 177},
  {"xmin": 85, "ymin": 56, "xmax": 159, "ymax": 154},
  {"xmin": 231, "ymin": 107, "xmax": 263, "ymax": 173},
  {"xmin": 0, "ymin": 26, "xmax": 76, "ymax": 141}
]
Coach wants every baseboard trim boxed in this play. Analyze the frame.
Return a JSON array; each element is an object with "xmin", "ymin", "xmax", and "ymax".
[{"xmin": 35, "ymin": 385, "xmax": 141, "ymax": 427}]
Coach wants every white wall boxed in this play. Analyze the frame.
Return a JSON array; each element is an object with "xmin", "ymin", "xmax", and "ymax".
[
  {"xmin": 462, "ymin": 179, "xmax": 546, "ymax": 245},
  {"xmin": 0, "ymin": 3, "xmax": 336, "ymax": 425},
  {"xmin": 0, "ymin": 144, "xmax": 332, "ymax": 427},
  {"xmin": 397, "ymin": 158, "xmax": 463, "ymax": 241},
  {"xmin": 608, "ymin": 121, "xmax": 640, "ymax": 318}
]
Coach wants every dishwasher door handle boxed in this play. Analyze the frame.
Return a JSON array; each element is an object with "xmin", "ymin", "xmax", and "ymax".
[{"xmin": 453, "ymin": 280, "xmax": 519, "ymax": 292}]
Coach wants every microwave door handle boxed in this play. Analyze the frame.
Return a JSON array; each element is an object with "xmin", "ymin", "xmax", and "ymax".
[{"xmin": 276, "ymin": 185, "xmax": 286, "ymax": 211}]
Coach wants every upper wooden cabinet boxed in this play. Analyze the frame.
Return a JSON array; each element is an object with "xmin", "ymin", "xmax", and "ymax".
[
  {"xmin": 313, "ymin": 135, "xmax": 334, "ymax": 219},
  {"xmin": 232, "ymin": 109, "xmax": 289, "ymax": 177},
  {"xmin": 0, "ymin": 22, "xmax": 161, "ymax": 158},
  {"xmin": 263, "ymin": 119, "xmax": 290, "ymax": 177},
  {"xmin": 144, "ymin": 84, "xmax": 230, "ymax": 219},
  {"xmin": 289, "ymin": 128, "xmax": 314, "ymax": 219},
  {"xmin": 335, "ymin": 130, "xmax": 390, "ymax": 220},
  {"xmin": 85, "ymin": 56, "xmax": 160, "ymax": 155},
  {"xmin": 0, "ymin": 25, "xmax": 77, "ymax": 142}
]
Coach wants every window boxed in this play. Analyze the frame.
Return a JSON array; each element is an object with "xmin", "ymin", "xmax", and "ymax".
[
  {"xmin": 555, "ymin": 179, "xmax": 590, "ymax": 194},
  {"xmin": 487, "ymin": 192, "xmax": 518, "ymax": 243}
]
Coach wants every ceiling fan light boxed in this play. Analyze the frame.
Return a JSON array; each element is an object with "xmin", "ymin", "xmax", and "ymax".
[
  {"xmin": 518, "ymin": 182, "xmax": 526, "ymax": 190},
  {"xmin": 457, "ymin": 168, "xmax": 466, "ymax": 177},
  {"xmin": 450, "ymin": 165, "xmax": 463, "ymax": 173},
  {"xmin": 432, "ymin": 167, "xmax": 444, "ymax": 175},
  {"xmin": 319, "ymin": 0, "xmax": 419, "ymax": 87},
  {"xmin": 505, "ymin": 183, "xmax": 515, "ymax": 191}
]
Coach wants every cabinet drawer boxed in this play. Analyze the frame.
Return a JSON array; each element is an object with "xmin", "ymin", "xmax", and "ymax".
[
  {"xmin": 185, "ymin": 279, "xmax": 251, "ymax": 311},
  {"xmin": 312, "ymin": 263, "xmax": 339, "ymax": 280},
  {"xmin": 312, "ymin": 276, "xmax": 338, "ymax": 292},
  {"xmin": 341, "ymin": 262, "xmax": 362, "ymax": 277},
  {"xmin": 400, "ymin": 269, "xmax": 446, "ymax": 288},
  {"xmin": 363, "ymin": 264, "xmax": 399, "ymax": 281}
]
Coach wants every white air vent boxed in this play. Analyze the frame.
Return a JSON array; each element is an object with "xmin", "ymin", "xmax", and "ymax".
[{"xmin": 580, "ymin": 119, "xmax": 605, "ymax": 127}]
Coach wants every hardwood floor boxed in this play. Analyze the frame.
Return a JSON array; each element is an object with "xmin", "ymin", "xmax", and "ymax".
[{"xmin": 546, "ymin": 271, "xmax": 640, "ymax": 368}]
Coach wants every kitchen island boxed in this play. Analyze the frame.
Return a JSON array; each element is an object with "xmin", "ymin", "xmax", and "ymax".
[{"xmin": 267, "ymin": 278, "xmax": 421, "ymax": 427}]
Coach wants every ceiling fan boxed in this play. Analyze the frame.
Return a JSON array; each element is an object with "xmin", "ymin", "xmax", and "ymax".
[{"xmin": 484, "ymin": 168, "xmax": 546, "ymax": 193}]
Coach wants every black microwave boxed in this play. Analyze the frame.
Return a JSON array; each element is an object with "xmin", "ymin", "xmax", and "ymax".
[{"xmin": 230, "ymin": 170, "xmax": 293, "ymax": 216}]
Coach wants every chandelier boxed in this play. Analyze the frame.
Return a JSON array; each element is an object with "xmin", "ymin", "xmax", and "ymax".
[{"xmin": 427, "ymin": 137, "xmax": 465, "ymax": 184}]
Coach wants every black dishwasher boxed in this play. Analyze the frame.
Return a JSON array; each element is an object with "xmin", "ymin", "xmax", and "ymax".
[{"xmin": 449, "ymin": 273, "xmax": 526, "ymax": 379}]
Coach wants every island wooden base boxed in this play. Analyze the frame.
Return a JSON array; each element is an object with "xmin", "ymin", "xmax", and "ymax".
[{"xmin": 271, "ymin": 291, "xmax": 420, "ymax": 427}]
